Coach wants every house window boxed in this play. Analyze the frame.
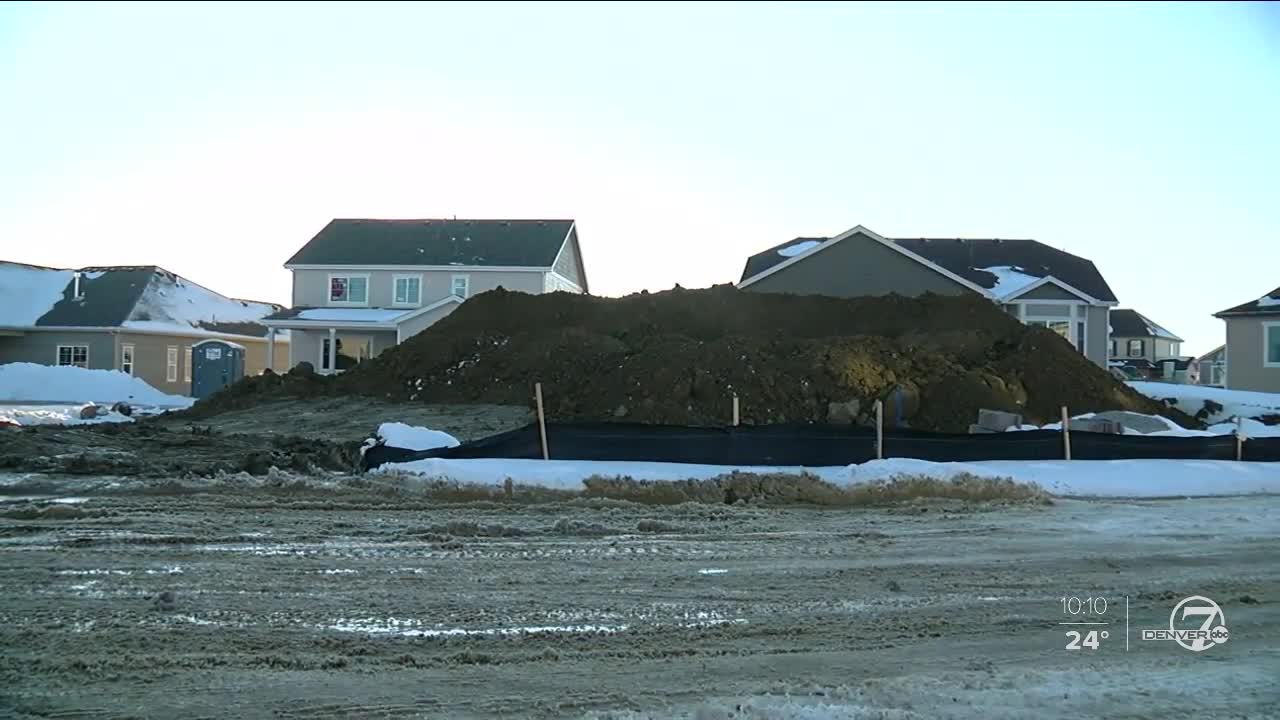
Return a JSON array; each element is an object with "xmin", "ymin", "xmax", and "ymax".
[
  {"xmin": 1265, "ymin": 323, "xmax": 1280, "ymax": 367},
  {"xmin": 1075, "ymin": 322, "xmax": 1085, "ymax": 354},
  {"xmin": 329, "ymin": 275, "xmax": 368, "ymax": 304},
  {"xmin": 184, "ymin": 346, "xmax": 193, "ymax": 383},
  {"xmin": 451, "ymin": 274, "xmax": 470, "ymax": 299},
  {"xmin": 57, "ymin": 345, "xmax": 88, "ymax": 368},
  {"xmin": 121, "ymin": 344, "xmax": 135, "ymax": 375},
  {"xmin": 1127, "ymin": 339, "xmax": 1145, "ymax": 358},
  {"xmin": 166, "ymin": 346, "xmax": 178, "ymax": 383},
  {"xmin": 393, "ymin": 276, "xmax": 422, "ymax": 306},
  {"xmin": 1109, "ymin": 340, "xmax": 1117, "ymax": 358}
]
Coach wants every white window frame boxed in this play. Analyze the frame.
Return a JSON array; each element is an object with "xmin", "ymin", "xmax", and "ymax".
[
  {"xmin": 1264, "ymin": 321, "xmax": 1280, "ymax": 368},
  {"xmin": 120, "ymin": 344, "xmax": 135, "ymax": 375},
  {"xmin": 184, "ymin": 346, "xmax": 193, "ymax": 383},
  {"xmin": 57, "ymin": 344, "xmax": 89, "ymax": 368},
  {"xmin": 392, "ymin": 274, "xmax": 423, "ymax": 307},
  {"xmin": 166, "ymin": 346, "xmax": 179, "ymax": 383},
  {"xmin": 327, "ymin": 273, "xmax": 371, "ymax": 306},
  {"xmin": 451, "ymin": 274, "xmax": 470, "ymax": 299},
  {"xmin": 1013, "ymin": 300, "xmax": 1088, "ymax": 356},
  {"xmin": 1127, "ymin": 339, "xmax": 1145, "ymax": 358},
  {"xmin": 1109, "ymin": 339, "xmax": 1117, "ymax": 358}
]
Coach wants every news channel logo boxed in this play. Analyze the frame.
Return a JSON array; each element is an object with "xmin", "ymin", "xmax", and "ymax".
[{"xmin": 1140, "ymin": 595, "xmax": 1229, "ymax": 653}]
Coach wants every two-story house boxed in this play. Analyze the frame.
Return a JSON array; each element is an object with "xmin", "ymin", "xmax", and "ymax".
[
  {"xmin": 263, "ymin": 219, "xmax": 588, "ymax": 373},
  {"xmin": 1107, "ymin": 309, "xmax": 1190, "ymax": 381}
]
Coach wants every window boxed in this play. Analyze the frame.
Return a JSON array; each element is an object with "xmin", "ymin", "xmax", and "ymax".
[
  {"xmin": 1109, "ymin": 340, "xmax": 1117, "ymax": 358},
  {"xmin": 393, "ymin": 275, "xmax": 422, "ymax": 306},
  {"xmin": 1266, "ymin": 323, "xmax": 1280, "ymax": 367},
  {"xmin": 184, "ymin": 346, "xmax": 193, "ymax": 383},
  {"xmin": 121, "ymin": 344, "xmax": 135, "ymax": 375},
  {"xmin": 57, "ymin": 345, "xmax": 88, "ymax": 368},
  {"xmin": 451, "ymin": 274, "xmax": 470, "ymax": 299},
  {"xmin": 1075, "ymin": 322, "xmax": 1085, "ymax": 354},
  {"xmin": 166, "ymin": 346, "xmax": 178, "ymax": 383},
  {"xmin": 1127, "ymin": 339, "xmax": 1145, "ymax": 358},
  {"xmin": 328, "ymin": 275, "xmax": 368, "ymax": 304}
]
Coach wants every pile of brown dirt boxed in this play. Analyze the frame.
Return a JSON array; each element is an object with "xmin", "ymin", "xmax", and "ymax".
[{"xmin": 297, "ymin": 285, "xmax": 1189, "ymax": 432}]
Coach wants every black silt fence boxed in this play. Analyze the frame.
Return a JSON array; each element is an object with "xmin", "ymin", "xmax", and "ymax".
[{"xmin": 361, "ymin": 422, "xmax": 1280, "ymax": 471}]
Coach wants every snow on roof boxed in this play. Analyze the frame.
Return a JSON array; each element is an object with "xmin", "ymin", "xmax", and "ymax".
[
  {"xmin": 128, "ymin": 271, "xmax": 277, "ymax": 330},
  {"xmin": 1259, "ymin": 294, "xmax": 1280, "ymax": 307},
  {"xmin": 0, "ymin": 262, "xmax": 74, "ymax": 327},
  {"xmin": 1138, "ymin": 314, "xmax": 1181, "ymax": 341},
  {"xmin": 977, "ymin": 265, "xmax": 1041, "ymax": 299},
  {"xmin": 776, "ymin": 240, "xmax": 822, "ymax": 258},
  {"xmin": 294, "ymin": 308, "xmax": 411, "ymax": 323},
  {"xmin": 192, "ymin": 338, "xmax": 247, "ymax": 350}
]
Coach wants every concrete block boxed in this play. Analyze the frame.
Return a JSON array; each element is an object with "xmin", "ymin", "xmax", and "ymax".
[
  {"xmin": 1071, "ymin": 418, "xmax": 1123, "ymax": 435},
  {"xmin": 968, "ymin": 424, "xmax": 998, "ymax": 434},
  {"xmin": 977, "ymin": 409, "xmax": 1023, "ymax": 432}
]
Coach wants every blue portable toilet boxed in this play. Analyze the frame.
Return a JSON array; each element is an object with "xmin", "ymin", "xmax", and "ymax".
[{"xmin": 191, "ymin": 339, "xmax": 246, "ymax": 398}]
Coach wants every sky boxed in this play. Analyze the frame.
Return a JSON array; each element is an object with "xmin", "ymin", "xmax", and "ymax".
[{"xmin": 1, "ymin": 1, "xmax": 1277, "ymax": 355}]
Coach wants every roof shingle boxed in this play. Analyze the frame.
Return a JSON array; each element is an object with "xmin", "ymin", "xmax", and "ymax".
[{"xmin": 286, "ymin": 219, "xmax": 575, "ymax": 268}]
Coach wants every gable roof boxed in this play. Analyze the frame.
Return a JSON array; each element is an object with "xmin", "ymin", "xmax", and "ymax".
[
  {"xmin": 739, "ymin": 230, "xmax": 1118, "ymax": 304},
  {"xmin": 1214, "ymin": 287, "xmax": 1280, "ymax": 317},
  {"xmin": 1108, "ymin": 309, "xmax": 1183, "ymax": 341},
  {"xmin": 0, "ymin": 261, "xmax": 281, "ymax": 337},
  {"xmin": 286, "ymin": 219, "xmax": 577, "ymax": 268}
]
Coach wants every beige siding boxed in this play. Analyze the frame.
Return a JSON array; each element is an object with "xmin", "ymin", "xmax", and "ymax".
[
  {"xmin": 1016, "ymin": 283, "xmax": 1080, "ymax": 301},
  {"xmin": 1225, "ymin": 316, "xmax": 1280, "ymax": 392},
  {"xmin": 744, "ymin": 232, "xmax": 970, "ymax": 298},
  {"xmin": 397, "ymin": 303, "xmax": 459, "ymax": 341},
  {"xmin": 553, "ymin": 229, "xmax": 585, "ymax": 288},
  {"xmin": 0, "ymin": 330, "xmax": 116, "ymax": 370},
  {"xmin": 1112, "ymin": 335, "xmax": 1154, "ymax": 362},
  {"xmin": 117, "ymin": 333, "xmax": 289, "ymax": 395},
  {"xmin": 292, "ymin": 268, "xmax": 545, "ymax": 307}
]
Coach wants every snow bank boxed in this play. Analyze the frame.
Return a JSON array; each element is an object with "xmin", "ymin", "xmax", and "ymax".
[
  {"xmin": 0, "ymin": 263, "xmax": 75, "ymax": 327},
  {"xmin": 377, "ymin": 456, "xmax": 1280, "ymax": 498},
  {"xmin": 1128, "ymin": 382, "xmax": 1280, "ymax": 424},
  {"xmin": 0, "ymin": 363, "xmax": 193, "ymax": 406},
  {"xmin": 376, "ymin": 422, "xmax": 460, "ymax": 451}
]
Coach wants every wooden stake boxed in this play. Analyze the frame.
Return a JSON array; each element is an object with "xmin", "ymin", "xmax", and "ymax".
[
  {"xmin": 534, "ymin": 382, "xmax": 549, "ymax": 461},
  {"xmin": 1061, "ymin": 406, "xmax": 1072, "ymax": 461},
  {"xmin": 875, "ymin": 399, "xmax": 884, "ymax": 460},
  {"xmin": 732, "ymin": 393, "xmax": 740, "ymax": 427},
  {"xmin": 1236, "ymin": 416, "xmax": 1244, "ymax": 462}
]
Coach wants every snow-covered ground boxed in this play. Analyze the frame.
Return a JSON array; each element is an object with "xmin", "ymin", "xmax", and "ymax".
[
  {"xmin": 0, "ymin": 363, "xmax": 193, "ymax": 408},
  {"xmin": 0, "ymin": 404, "xmax": 135, "ymax": 427},
  {"xmin": 1013, "ymin": 410, "xmax": 1280, "ymax": 438},
  {"xmin": 1128, "ymin": 381, "xmax": 1280, "ymax": 424},
  {"xmin": 377, "ymin": 455, "xmax": 1280, "ymax": 498}
]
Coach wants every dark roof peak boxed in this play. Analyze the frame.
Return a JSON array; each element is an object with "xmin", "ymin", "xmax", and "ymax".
[{"xmin": 287, "ymin": 218, "xmax": 578, "ymax": 269}]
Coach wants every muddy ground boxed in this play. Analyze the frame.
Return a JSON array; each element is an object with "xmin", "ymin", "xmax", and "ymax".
[{"xmin": 1, "ymin": 473, "xmax": 1276, "ymax": 719}]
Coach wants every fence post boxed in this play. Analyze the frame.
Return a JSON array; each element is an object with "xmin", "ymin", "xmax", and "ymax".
[
  {"xmin": 1236, "ymin": 416, "xmax": 1244, "ymax": 461},
  {"xmin": 732, "ymin": 393, "xmax": 740, "ymax": 427},
  {"xmin": 1061, "ymin": 406, "xmax": 1072, "ymax": 461},
  {"xmin": 875, "ymin": 399, "xmax": 884, "ymax": 460},
  {"xmin": 534, "ymin": 382, "xmax": 549, "ymax": 461}
]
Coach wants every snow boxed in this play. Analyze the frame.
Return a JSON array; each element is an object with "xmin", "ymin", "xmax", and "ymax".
[
  {"xmin": 1127, "ymin": 381, "xmax": 1280, "ymax": 424},
  {"xmin": 127, "ymin": 270, "xmax": 276, "ymax": 332},
  {"xmin": 376, "ymin": 456, "xmax": 1280, "ymax": 498},
  {"xmin": 0, "ymin": 363, "xmax": 194, "ymax": 407},
  {"xmin": 1257, "ymin": 293, "xmax": 1280, "ymax": 307},
  {"xmin": 1136, "ymin": 313, "xmax": 1181, "ymax": 341},
  {"xmin": 192, "ymin": 338, "xmax": 246, "ymax": 351},
  {"xmin": 375, "ymin": 422, "xmax": 460, "ymax": 451},
  {"xmin": 0, "ymin": 263, "xmax": 75, "ymax": 327},
  {"xmin": 0, "ymin": 404, "xmax": 133, "ymax": 427},
  {"xmin": 776, "ymin": 240, "xmax": 822, "ymax": 258},
  {"xmin": 294, "ymin": 308, "xmax": 410, "ymax": 322},
  {"xmin": 978, "ymin": 265, "xmax": 1041, "ymax": 299}
]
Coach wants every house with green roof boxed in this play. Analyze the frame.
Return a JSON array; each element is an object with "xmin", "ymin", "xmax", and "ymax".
[
  {"xmin": 0, "ymin": 261, "xmax": 288, "ymax": 396},
  {"xmin": 263, "ymin": 219, "xmax": 588, "ymax": 373}
]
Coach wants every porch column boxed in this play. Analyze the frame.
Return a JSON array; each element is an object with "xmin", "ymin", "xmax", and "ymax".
[
  {"xmin": 266, "ymin": 331, "xmax": 275, "ymax": 371},
  {"xmin": 328, "ymin": 327, "xmax": 337, "ymax": 374}
]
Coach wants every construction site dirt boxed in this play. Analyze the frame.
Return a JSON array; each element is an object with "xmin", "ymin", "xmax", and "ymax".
[{"xmin": 1, "ymin": 472, "xmax": 1276, "ymax": 719}]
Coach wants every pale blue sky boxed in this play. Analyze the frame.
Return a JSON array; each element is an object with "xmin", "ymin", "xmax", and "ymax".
[{"xmin": 1, "ymin": 1, "xmax": 1277, "ymax": 354}]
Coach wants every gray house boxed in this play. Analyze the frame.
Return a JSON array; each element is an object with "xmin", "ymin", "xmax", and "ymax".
[
  {"xmin": 263, "ymin": 219, "xmax": 588, "ymax": 373},
  {"xmin": 1107, "ymin": 309, "xmax": 1188, "ymax": 380},
  {"xmin": 0, "ymin": 261, "xmax": 288, "ymax": 396},
  {"xmin": 737, "ymin": 224, "xmax": 1118, "ymax": 367},
  {"xmin": 1213, "ymin": 286, "xmax": 1280, "ymax": 392}
]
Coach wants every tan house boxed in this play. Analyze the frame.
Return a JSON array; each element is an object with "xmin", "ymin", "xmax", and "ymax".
[
  {"xmin": 263, "ymin": 219, "xmax": 588, "ymax": 373},
  {"xmin": 738, "ymin": 225, "xmax": 1118, "ymax": 367},
  {"xmin": 0, "ymin": 261, "xmax": 288, "ymax": 397},
  {"xmin": 1213, "ymin": 286, "xmax": 1280, "ymax": 392}
]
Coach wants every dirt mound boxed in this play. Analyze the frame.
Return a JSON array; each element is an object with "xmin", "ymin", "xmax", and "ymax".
[{"xmin": 191, "ymin": 286, "xmax": 1192, "ymax": 432}]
